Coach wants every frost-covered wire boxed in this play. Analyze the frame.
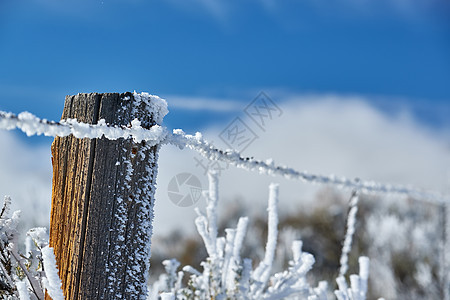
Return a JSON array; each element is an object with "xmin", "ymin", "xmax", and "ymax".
[
  {"xmin": 339, "ymin": 191, "xmax": 360, "ymax": 277},
  {"xmin": 0, "ymin": 110, "xmax": 167, "ymax": 145},
  {"xmin": 169, "ymin": 130, "xmax": 448, "ymax": 204},
  {"xmin": 1, "ymin": 105, "xmax": 447, "ymax": 204},
  {"xmin": 0, "ymin": 92, "xmax": 169, "ymax": 144}
]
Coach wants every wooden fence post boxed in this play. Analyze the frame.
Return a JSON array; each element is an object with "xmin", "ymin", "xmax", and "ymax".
[{"xmin": 49, "ymin": 92, "xmax": 165, "ymax": 299}]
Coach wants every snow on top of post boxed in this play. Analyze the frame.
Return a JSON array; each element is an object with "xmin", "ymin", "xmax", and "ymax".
[{"xmin": 132, "ymin": 91, "xmax": 169, "ymax": 124}]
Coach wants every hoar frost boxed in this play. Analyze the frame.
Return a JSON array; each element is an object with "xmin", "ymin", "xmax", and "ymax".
[{"xmin": 148, "ymin": 172, "xmax": 380, "ymax": 300}]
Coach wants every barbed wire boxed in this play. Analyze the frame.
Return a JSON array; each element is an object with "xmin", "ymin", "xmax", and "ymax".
[
  {"xmin": 1, "ymin": 110, "xmax": 448, "ymax": 204},
  {"xmin": 0, "ymin": 111, "xmax": 167, "ymax": 145},
  {"xmin": 168, "ymin": 130, "xmax": 448, "ymax": 204}
]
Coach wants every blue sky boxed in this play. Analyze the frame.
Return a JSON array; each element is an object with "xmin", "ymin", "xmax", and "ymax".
[{"xmin": 0, "ymin": 0, "xmax": 449, "ymax": 135}]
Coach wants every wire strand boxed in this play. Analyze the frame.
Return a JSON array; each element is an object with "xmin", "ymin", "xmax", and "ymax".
[{"xmin": 1, "ymin": 110, "xmax": 448, "ymax": 204}]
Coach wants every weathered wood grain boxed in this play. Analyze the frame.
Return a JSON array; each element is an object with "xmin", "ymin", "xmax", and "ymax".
[{"xmin": 49, "ymin": 93, "xmax": 160, "ymax": 299}]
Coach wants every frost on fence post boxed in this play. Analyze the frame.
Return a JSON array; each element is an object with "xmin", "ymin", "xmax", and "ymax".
[{"xmin": 49, "ymin": 92, "xmax": 168, "ymax": 300}]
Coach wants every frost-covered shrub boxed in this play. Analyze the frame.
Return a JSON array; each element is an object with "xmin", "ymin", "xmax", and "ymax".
[
  {"xmin": 149, "ymin": 173, "xmax": 375, "ymax": 300},
  {"xmin": 364, "ymin": 198, "xmax": 442, "ymax": 299},
  {"xmin": 0, "ymin": 196, "xmax": 63, "ymax": 300},
  {"xmin": 150, "ymin": 180, "xmax": 446, "ymax": 299}
]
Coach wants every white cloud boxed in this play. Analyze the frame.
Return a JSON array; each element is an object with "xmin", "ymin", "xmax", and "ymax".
[
  {"xmin": 153, "ymin": 94, "xmax": 450, "ymax": 234},
  {"xmin": 0, "ymin": 132, "xmax": 52, "ymax": 230},
  {"xmin": 0, "ymin": 94, "xmax": 449, "ymax": 237}
]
